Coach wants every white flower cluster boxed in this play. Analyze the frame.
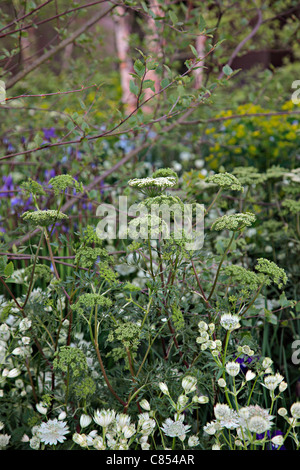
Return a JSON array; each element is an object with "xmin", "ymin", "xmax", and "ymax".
[
  {"xmin": 72, "ymin": 405, "xmax": 156, "ymax": 450},
  {"xmin": 129, "ymin": 177, "xmax": 177, "ymax": 190},
  {"xmin": 204, "ymin": 403, "xmax": 275, "ymax": 441},
  {"xmin": 128, "ymin": 177, "xmax": 177, "ymax": 197},
  {"xmin": 196, "ymin": 320, "xmax": 221, "ymax": 357}
]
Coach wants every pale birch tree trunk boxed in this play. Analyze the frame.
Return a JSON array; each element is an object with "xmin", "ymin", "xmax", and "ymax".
[
  {"xmin": 114, "ymin": 6, "xmax": 136, "ymax": 113},
  {"xmin": 193, "ymin": 35, "xmax": 206, "ymax": 89},
  {"xmin": 143, "ymin": 0, "xmax": 166, "ymax": 111}
]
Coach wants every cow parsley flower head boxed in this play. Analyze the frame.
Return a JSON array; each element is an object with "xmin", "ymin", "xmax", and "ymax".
[
  {"xmin": 37, "ymin": 419, "xmax": 69, "ymax": 446},
  {"xmin": 21, "ymin": 209, "xmax": 69, "ymax": 227},
  {"xmin": 128, "ymin": 176, "xmax": 177, "ymax": 197}
]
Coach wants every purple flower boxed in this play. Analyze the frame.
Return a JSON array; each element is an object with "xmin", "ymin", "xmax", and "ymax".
[
  {"xmin": 256, "ymin": 430, "xmax": 286, "ymax": 450},
  {"xmin": 44, "ymin": 169, "xmax": 56, "ymax": 181},
  {"xmin": 0, "ymin": 175, "xmax": 14, "ymax": 197},
  {"xmin": 42, "ymin": 127, "xmax": 57, "ymax": 141}
]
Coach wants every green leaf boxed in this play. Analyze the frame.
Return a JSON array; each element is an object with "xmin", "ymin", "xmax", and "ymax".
[
  {"xmin": 169, "ymin": 10, "xmax": 178, "ymax": 25},
  {"xmin": 161, "ymin": 78, "xmax": 170, "ymax": 88},
  {"xmin": 142, "ymin": 79, "xmax": 155, "ymax": 92},
  {"xmin": 199, "ymin": 14, "xmax": 206, "ymax": 32},
  {"xmin": 129, "ymin": 80, "xmax": 139, "ymax": 96},
  {"xmin": 189, "ymin": 44, "xmax": 198, "ymax": 57},
  {"xmin": 4, "ymin": 261, "xmax": 14, "ymax": 278},
  {"xmin": 222, "ymin": 64, "xmax": 233, "ymax": 76},
  {"xmin": 133, "ymin": 59, "xmax": 145, "ymax": 78}
]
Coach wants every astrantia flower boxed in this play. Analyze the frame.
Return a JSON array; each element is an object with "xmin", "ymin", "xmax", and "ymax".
[
  {"xmin": 220, "ymin": 313, "xmax": 241, "ymax": 331},
  {"xmin": 161, "ymin": 415, "xmax": 190, "ymax": 438},
  {"xmin": 203, "ymin": 421, "xmax": 218, "ymax": 435},
  {"xmin": 181, "ymin": 375, "xmax": 197, "ymax": 393},
  {"xmin": 38, "ymin": 419, "xmax": 69, "ymax": 446},
  {"xmin": 139, "ymin": 399, "xmax": 151, "ymax": 411},
  {"xmin": 80, "ymin": 414, "xmax": 92, "ymax": 428},
  {"xmin": 225, "ymin": 361, "xmax": 240, "ymax": 377},
  {"xmin": 238, "ymin": 405, "xmax": 274, "ymax": 434},
  {"xmin": 263, "ymin": 373, "xmax": 284, "ymax": 391},
  {"xmin": 188, "ymin": 435, "xmax": 199, "ymax": 447},
  {"xmin": 248, "ymin": 416, "xmax": 271, "ymax": 434},
  {"xmin": 0, "ymin": 434, "xmax": 11, "ymax": 449},
  {"xmin": 93, "ymin": 409, "xmax": 115, "ymax": 427},
  {"xmin": 290, "ymin": 402, "xmax": 300, "ymax": 419},
  {"xmin": 214, "ymin": 404, "xmax": 239, "ymax": 429}
]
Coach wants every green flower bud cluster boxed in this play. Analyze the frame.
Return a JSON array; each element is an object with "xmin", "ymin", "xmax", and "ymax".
[
  {"xmin": 53, "ymin": 346, "xmax": 88, "ymax": 377},
  {"xmin": 21, "ymin": 209, "xmax": 69, "ymax": 227},
  {"xmin": 255, "ymin": 258, "xmax": 288, "ymax": 288},
  {"xmin": 232, "ymin": 167, "xmax": 267, "ymax": 186},
  {"xmin": 71, "ymin": 293, "xmax": 112, "ymax": 316},
  {"xmin": 24, "ymin": 264, "xmax": 54, "ymax": 284},
  {"xmin": 75, "ymin": 246, "xmax": 110, "ymax": 269},
  {"xmin": 21, "ymin": 178, "xmax": 46, "ymax": 197},
  {"xmin": 205, "ymin": 172, "xmax": 244, "ymax": 192},
  {"xmin": 211, "ymin": 212, "xmax": 256, "ymax": 232},
  {"xmin": 152, "ymin": 167, "xmax": 179, "ymax": 183},
  {"xmin": 223, "ymin": 265, "xmax": 265, "ymax": 291},
  {"xmin": 107, "ymin": 321, "xmax": 141, "ymax": 364},
  {"xmin": 282, "ymin": 199, "xmax": 300, "ymax": 214},
  {"xmin": 49, "ymin": 174, "xmax": 84, "ymax": 196}
]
